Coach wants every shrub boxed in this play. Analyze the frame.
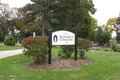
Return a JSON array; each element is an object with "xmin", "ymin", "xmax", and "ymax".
[
  {"xmin": 116, "ymin": 47, "xmax": 120, "ymax": 52},
  {"xmin": 77, "ymin": 38, "xmax": 90, "ymax": 59},
  {"xmin": 4, "ymin": 35, "xmax": 15, "ymax": 46},
  {"xmin": 96, "ymin": 48, "xmax": 100, "ymax": 50},
  {"xmin": 22, "ymin": 36, "xmax": 49, "ymax": 64},
  {"xmin": 117, "ymin": 49, "xmax": 120, "ymax": 52},
  {"xmin": 58, "ymin": 45, "xmax": 74, "ymax": 58},
  {"xmin": 110, "ymin": 38, "xmax": 117, "ymax": 52},
  {"xmin": 103, "ymin": 48, "xmax": 110, "ymax": 51}
]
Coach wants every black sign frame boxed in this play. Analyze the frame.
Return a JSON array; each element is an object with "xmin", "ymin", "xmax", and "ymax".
[{"xmin": 48, "ymin": 29, "xmax": 77, "ymax": 64}]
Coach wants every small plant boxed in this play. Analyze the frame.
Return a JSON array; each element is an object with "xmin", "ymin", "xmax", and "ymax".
[
  {"xmin": 22, "ymin": 36, "xmax": 49, "ymax": 64},
  {"xmin": 77, "ymin": 38, "xmax": 90, "ymax": 59},
  {"xmin": 58, "ymin": 45, "xmax": 74, "ymax": 58},
  {"xmin": 96, "ymin": 48, "xmax": 100, "ymax": 50},
  {"xmin": 4, "ymin": 35, "xmax": 15, "ymax": 46},
  {"xmin": 116, "ymin": 47, "xmax": 120, "ymax": 52},
  {"xmin": 117, "ymin": 49, "xmax": 120, "ymax": 52},
  {"xmin": 110, "ymin": 38, "xmax": 117, "ymax": 52},
  {"xmin": 103, "ymin": 48, "xmax": 110, "ymax": 51}
]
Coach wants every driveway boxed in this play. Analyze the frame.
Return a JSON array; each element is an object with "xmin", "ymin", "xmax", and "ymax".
[{"xmin": 0, "ymin": 49, "xmax": 23, "ymax": 59}]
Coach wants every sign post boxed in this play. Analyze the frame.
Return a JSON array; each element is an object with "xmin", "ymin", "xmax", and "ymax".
[
  {"xmin": 75, "ymin": 31, "xmax": 77, "ymax": 60},
  {"xmin": 48, "ymin": 30, "xmax": 77, "ymax": 64}
]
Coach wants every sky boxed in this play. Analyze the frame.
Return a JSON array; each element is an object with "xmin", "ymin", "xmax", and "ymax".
[
  {"xmin": 91, "ymin": 0, "xmax": 120, "ymax": 37},
  {"xmin": 92, "ymin": 0, "xmax": 120, "ymax": 25},
  {"xmin": 1, "ymin": 0, "xmax": 32, "ymax": 8},
  {"xmin": 1, "ymin": 0, "xmax": 120, "ymax": 37}
]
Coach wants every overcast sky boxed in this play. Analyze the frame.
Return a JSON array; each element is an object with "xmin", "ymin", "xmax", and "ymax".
[
  {"xmin": 1, "ymin": 0, "xmax": 32, "ymax": 8},
  {"xmin": 92, "ymin": 0, "xmax": 120, "ymax": 25},
  {"xmin": 92, "ymin": 0, "xmax": 120, "ymax": 37},
  {"xmin": 1, "ymin": 0, "xmax": 119, "ymax": 37}
]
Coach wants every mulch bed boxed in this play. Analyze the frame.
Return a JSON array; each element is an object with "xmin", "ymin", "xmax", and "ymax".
[{"xmin": 25, "ymin": 58, "xmax": 93, "ymax": 71}]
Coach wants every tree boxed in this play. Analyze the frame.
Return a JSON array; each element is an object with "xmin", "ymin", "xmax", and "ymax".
[
  {"xmin": 95, "ymin": 25, "xmax": 111, "ymax": 46},
  {"xmin": 23, "ymin": 0, "xmax": 57, "ymax": 36},
  {"xmin": 0, "ymin": 29, "xmax": 3, "ymax": 42},
  {"xmin": 116, "ymin": 17, "xmax": 120, "ymax": 27},
  {"xmin": 87, "ymin": 16, "xmax": 99, "ymax": 41},
  {"xmin": 22, "ymin": 0, "xmax": 96, "ymax": 38},
  {"xmin": 51, "ymin": 0, "xmax": 96, "ymax": 38},
  {"xmin": 110, "ymin": 38, "xmax": 117, "ymax": 51},
  {"xmin": 116, "ymin": 17, "xmax": 120, "ymax": 43},
  {"xmin": 103, "ymin": 30, "xmax": 111, "ymax": 46},
  {"xmin": 95, "ymin": 27, "xmax": 104, "ymax": 46},
  {"xmin": 8, "ymin": 7, "xmax": 28, "ymax": 43},
  {"xmin": 105, "ymin": 17, "xmax": 117, "ymax": 33},
  {"xmin": 9, "ymin": 18, "xmax": 27, "ymax": 43},
  {"xmin": 8, "ymin": 7, "xmax": 25, "ymax": 37},
  {"xmin": 0, "ymin": 3, "xmax": 12, "ymax": 41}
]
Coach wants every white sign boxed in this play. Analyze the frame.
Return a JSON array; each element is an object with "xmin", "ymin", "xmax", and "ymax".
[{"xmin": 52, "ymin": 30, "xmax": 75, "ymax": 45}]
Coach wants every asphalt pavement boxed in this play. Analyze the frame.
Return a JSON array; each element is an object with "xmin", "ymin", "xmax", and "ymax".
[{"xmin": 0, "ymin": 49, "xmax": 23, "ymax": 59}]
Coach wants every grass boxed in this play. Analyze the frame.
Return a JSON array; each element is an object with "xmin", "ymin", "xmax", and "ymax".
[
  {"xmin": 0, "ymin": 47, "xmax": 120, "ymax": 80},
  {"xmin": 0, "ymin": 45, "xmax": 23, "ymax": 51}
]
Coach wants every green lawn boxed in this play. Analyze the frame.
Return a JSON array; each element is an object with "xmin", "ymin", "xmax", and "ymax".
[
  {"xmin": 0, "ymin": 48, "xmax": 120, "ymax": 80},
  {"xmin": 0, "ymin": 45, "xmax": 23, "ymax": 51}
]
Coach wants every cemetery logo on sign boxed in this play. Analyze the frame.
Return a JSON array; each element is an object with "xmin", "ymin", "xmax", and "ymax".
[{"xmin": 53, "ymin": 35, "xmax": 58, "ymax": 43}]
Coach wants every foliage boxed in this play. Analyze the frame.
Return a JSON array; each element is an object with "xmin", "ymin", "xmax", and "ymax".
[
  {"xmin": 117, "ymin": 49, "xmax": 120, "ymax": 52},
  {"xmin": 4, "ymin": 35, "xmax": 16, "ymax": 46},
  {"xmin": 105, "ymin": 17, "xmax": 117, "ymax": 33},
  {"xmin": 116, "ymin": 17, "xmax": 120, "ymax": 43},
  {"xmin": 58, "ymin": 46, "xmax": 74, "ymax": 58},
  {"xmin": 95, "ymin": 27, "xmax": 104, "ymax": 46},
  {"xmin": 87, "ymin": 16, "xmax": 99, "ymax": 41},
  {"xmin": 110, "ymin": 38, "xmax": 117, "ymax": 52},
  {"xmin": 116, "ymin": 17, "xmax": 120, "ymax": 26},
  {"xmin": 116, "ymin": 47, "xmax": 120, "ymax": 52},
  {"xmin": 51, "ymin": 0, "xmax": 96, "ymax": 38},
  {"xmin": 95, "ymin": 48, "xmax": 100, "ymax": 50},
  {"xmin": 23, "ymin": 0, "xmax": 57, "ymax": 36},
  {"xmin": 102, "ymin": 31, "xmax": 111, "ymax": 46},
  {"xmin": 95, "ymin": 26, "xmax": 111, "ymax": 46},
  {"xmin": 77, "ymin": 38, "xmax": 90, "ymax": 59},
  {"xmin": 8, "ymin": 7, "xmax": 29, "ymax": 43},
  {"xmin": 9, "ymin": 18, "xmax": 28, "ymax": 43},
  {"xmin": 103, "ymin": 48, "xmax": 110, "ymax": 51},
  {"xmin": 22, "ymin": 36, "xmax": 49, "ymax": 64},
  {"xmin": 22, "ymin": 0, "xmax": 96, "ymax": 37},
  {"xmin": 0, "ymin": 29, "xmax": 3, "ymax": 42},
  {"xmin": 0, "ymin": 3, "xmax": 12, "ymax": 41}
]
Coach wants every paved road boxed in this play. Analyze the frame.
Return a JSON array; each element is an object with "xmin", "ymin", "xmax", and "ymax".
[{"xmin": 0, "ymin": 49, "xmax": 23, "ymax": 59}]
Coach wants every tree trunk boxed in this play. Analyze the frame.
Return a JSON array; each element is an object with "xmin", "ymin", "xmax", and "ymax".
[{"xmin": 2, "ymin": 29, "xmax": 6, "ymax": 41}]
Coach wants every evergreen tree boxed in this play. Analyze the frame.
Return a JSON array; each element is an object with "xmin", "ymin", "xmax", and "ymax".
[
  {"xmin": 95, "ymin": 26, "xmax": 111, "ymax": 46},
  {"xmin": 95, "ymin": 27, "xmax": 104, "ymax": 46},
  {"xmin": 103, "ymin": 30, "xmax": 111, "ymax": 46},
  {"xmin": 116, "ymin": 17, "xmax": 120, "ymax": 43},
  {"xmin": 23, "ymin": 0, "xmax": 96, "ymax": 38},
  {"xmin": 0, "ymin": 29, "xmax": 3, "ymax": 42},
  {"xmin": 23, "ymin": 0, "xmax": 58, "ymax": 36},
  {"xmin": 51, "ymin": 0, "xmax": 96, "ymax": 38}
]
